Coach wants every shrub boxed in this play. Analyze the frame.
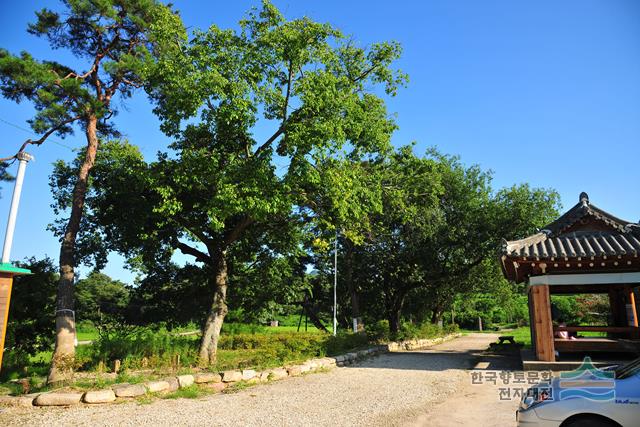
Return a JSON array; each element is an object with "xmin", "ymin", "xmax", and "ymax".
[
  {"xmin": 366, "ymin": 320, "xmax": 391, "ymax": 342},
  {"xmin": 324, "ymin": 333, "xmax": 369, "ymax": 355}
]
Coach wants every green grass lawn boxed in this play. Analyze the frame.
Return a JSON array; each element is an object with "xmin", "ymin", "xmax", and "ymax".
[
  {"xmin": 77, "ymin": 330, "xmax": 99, "ymax": 342},
  {"xmin": 73, "ymin": 322, "xmax": 324, "ymax": 343}
]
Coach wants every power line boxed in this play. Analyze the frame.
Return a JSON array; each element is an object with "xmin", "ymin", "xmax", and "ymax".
[{"xmin": 0, "ymin": 117, "xmax": 76, "ymax": 152}]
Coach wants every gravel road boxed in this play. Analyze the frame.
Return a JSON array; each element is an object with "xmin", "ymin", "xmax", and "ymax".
[{"xmin": 0, "ymin": 333, "xmax": 513, "ymax": 427}]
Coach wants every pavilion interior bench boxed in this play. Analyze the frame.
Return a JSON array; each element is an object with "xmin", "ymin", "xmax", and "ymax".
[{"xmin": 554, "ymin": 338, "xmax": 640, "ymax": 353}]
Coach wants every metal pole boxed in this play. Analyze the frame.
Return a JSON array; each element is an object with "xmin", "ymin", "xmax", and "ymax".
[
  {"xmin": 2, "ymin": 152, "xmax": 33, "ymax": 264},
  {"xmin": 333, "ymin": 230, "xmax": 338, "ymax": 336}
]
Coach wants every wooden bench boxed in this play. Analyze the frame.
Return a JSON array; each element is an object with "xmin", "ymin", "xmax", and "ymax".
[{"xmin": 498, "ymin": 335, "xmax": 516, "ymax": 345}]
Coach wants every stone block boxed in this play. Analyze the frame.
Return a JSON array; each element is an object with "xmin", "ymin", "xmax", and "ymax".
[
  {"xmin": 286, "ymin": 366, "xmax": 302, "ymax": 377},
  {"xmin": 83, "ymin": 389, "xmax": 116, "ymax": 404},
  {"xmin": 165, "ymin": 377, "xmax": 180, "ymax": 392},
  {"xmin": 222, "ymin": 370, "xmax": 243, "ymax": 383},
  {"xmin": 264, "ymin": 368, "xmax": 288, "ymax": 381},
  {"xmin": 204, "ymin": 382, "xmax": 227, "ymax": 393},
  {"xmin": 0, "ymin": 394, "xmax": 39, "ymax": 407},
  {"xmin": 177, "ymin": 375, "xmax": 195, "ymax": 388},
  {"xmin": 113, "ymin": 384, "xmax": 147, "ymax": 398},
  {"xmin": 299, "ymin": 364, "xmax": 312, "ymax": 373},
  {"xmin": 241, "ymin": 370, "xmax": 256, "ymax": 381},
  {"xmin": 194, "ymin": 373, "xmax": 221, "ymax": 384},
  {"xmin": 146, "ymin": 380, "xmax": 170, "ymax": 393},
  {"xmin": 34, "ymin": 392, "xmax": 83, "ymax": 406}
]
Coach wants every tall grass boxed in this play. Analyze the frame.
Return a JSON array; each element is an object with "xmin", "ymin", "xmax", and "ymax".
[
  {"xmin": 72, "ymin": 327, "xmax": 371, "ymax": 372},
  {"xmin": 2, "ymin": 320, "xmax": 456, "ymax": 384}
]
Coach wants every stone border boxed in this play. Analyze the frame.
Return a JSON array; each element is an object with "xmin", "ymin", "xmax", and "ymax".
[
  {"xmin": 0, "ymin": 333, "xmax": 460, "ymax": 408},
  {"xmin": 386, "ymin": 333, "xmax": 462, "ymax": 352}
]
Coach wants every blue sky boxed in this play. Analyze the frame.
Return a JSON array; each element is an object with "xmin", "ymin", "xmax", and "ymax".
[{"xmin": 0, "ymin": 0, "xmax": 639, "ymax": 282}]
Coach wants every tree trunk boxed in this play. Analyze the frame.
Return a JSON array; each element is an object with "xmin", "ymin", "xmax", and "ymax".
[
  {"xmin": 387, "ymin": 294, "xmax": 405, "ymax": 336},
  {"xmin": 388, "ymin": 308, "xmax": 401, "ymax": 336},
  {"xmin": 430, "ymin": 307, "xmax": 443, "ymax": 325},
  {"xmin": 344, "ymin": 240, "xmax": 364, "ymax": 333},
  {"xmin": 199, "ymin": 252, "xmax": 229, "ymax": 365},
  {"xmin": 48, "ymin": 115, "xmax": 100, "ymax": 384}
]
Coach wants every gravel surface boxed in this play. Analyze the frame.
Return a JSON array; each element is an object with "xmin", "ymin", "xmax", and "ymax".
[{"xmin": 0, "ymin": 334, "xmax": 500, "ymax": 427}]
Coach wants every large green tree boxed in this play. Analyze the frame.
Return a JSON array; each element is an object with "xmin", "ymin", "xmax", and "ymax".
[
  {"xmin": 0, "ymin": 0, "xmax": 181, "ymax": 383},
  {"xmin": 98, "ymin": 1, "xmax": 406, "ymax": 365},
  {"xmin": 344, "ymin": 148, "xmax": 560, "ymax": 334},
  {"xmin": 75, "ymin": 271, "xmax": 131, "ymax": 336}
]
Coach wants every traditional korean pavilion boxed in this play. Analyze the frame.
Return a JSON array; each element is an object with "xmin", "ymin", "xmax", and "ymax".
[{"xmin": 500, "ymin": 192, "xmax": 640, "ymax": 362}]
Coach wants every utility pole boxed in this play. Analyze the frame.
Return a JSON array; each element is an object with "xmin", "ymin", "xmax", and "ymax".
[
  {"xmin": 333, "ymin": 229, "xmax": 338, "ymax": 336},
  {"xmin": 2, "ymin": 152, "xmax": 33, "ymax": 263}
]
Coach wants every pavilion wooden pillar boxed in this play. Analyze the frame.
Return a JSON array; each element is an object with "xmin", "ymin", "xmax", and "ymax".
[
  {"xmin": 625, "ymin": 286, "xmax": 639, "ymax": 339},
  {"xmin": 530, "ymin": 284, "xmax": 555, "ymax": 362},
  {"xmin": 0, "ymin": 273, "xmax": 15, "ymax": 372},
  {"xmin": 609, "ymin": 288, "xmax": 626, "ymax": 326},
  {"xmin": 0, "ymin": 264, "xmax": 30, "ymax": 372}
]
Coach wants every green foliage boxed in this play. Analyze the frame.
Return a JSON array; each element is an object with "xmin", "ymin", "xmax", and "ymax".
[
  {"xmin": 72, "ymin": 327, "xmax": 370, "ymax": 372},
  {"xmin": 78, "ymin": 1, "xmax": 408, "ymax": 362},
  {"xmin": 551, "ymin": 294, "xmax": 609, "ymax": 325},
  {"xmin": 365, "ymin": 320, "xmax": 392, "ymax": 342},
  {"xmin": 125, "ymin": 0, "xmax": 407, "ymax": 263},
  {"xmin": 49, "ymin": 140, "xmax": 148, "ymax": 270},
  {"xmin": 0, "ymin": 0, "xmax": 180, "ymax": 140},
  {"xmin": 450, "ymin": 278, "xmax": 529, "ymax": 329},
  {"xmin": 394, "ymin": 322, "xmax": 460, "ymax": 342},
  {"xmin": 329, "ymin": 147, "xmax": 560, "ymax": 334},
  {"xmin": 324, "ymin": 333, "xmax": 370, "ymax": 354},
  {"xmin": 77, "ymin": 329, "xmax": 199, "ymax": 370},
  {"xmin": 2, "ymin": 258, "xmax": 57, "ymax": 378},
  {"xmin": 365, "ymin": 319, "xmax": 458, "ymax": 342},
  {"xmin": 75, "ymin": 271, "xmax": 131, "ymax": 334}
]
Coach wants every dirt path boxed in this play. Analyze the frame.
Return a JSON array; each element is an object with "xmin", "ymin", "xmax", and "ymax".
[
  {"xmin": 0, "ymin": 333, "xmax": 519, "ymax": 427},
  {"xmin": 407, "ymin": 335, "xmax": 522, "ymax": 427}
]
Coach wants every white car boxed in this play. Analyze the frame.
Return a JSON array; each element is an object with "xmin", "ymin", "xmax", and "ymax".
[{"xmin": 517, "ymin": 357, "xmax": 640, "ymax": 427}]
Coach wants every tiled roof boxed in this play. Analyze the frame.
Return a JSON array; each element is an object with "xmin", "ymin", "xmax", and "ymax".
[
  {"xmin": 501, "ymin": 192, "xmax": 640, "ymax": 261},
  {"xmin": 503, "ymin": 230, "xmax": 640, "ymax": 260},
  {"xmin": 543, "ymin": 192, "xmax": 631, "ymax": 235}
]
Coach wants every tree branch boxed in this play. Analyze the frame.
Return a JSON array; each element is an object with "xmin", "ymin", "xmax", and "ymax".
[
  {"xmin": 352, "ymin": 64, "xmax": 379, "ymax": 84},
  {"xmin": 0, "ymin": 115, "xmax": 81, "ymax": 162},
  {"xmin": 283, "ymin": 59, "xmax": 293, "ymax": 121},
  {"xmin": 223, "ymin": 216, "xmax": 254, "ymax": 247},
  {"xmin": 176, "ymin": 241, "xmax": 211, "ymax": 264},
  {"xmin": 254, "ymin": 125, "xmax": 285, "ymax": 157},
  {"xmin": 173, "ymin": 216, "xmax": 216, "ymax": 249},
  {"xmin": 253, "ymin": 66, "xmax": 300, "ymax": 157}
]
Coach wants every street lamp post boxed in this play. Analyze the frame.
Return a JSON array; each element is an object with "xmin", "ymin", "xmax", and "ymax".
[
  {"xmin": 333, "ymin": 230, "xmax": 338, "ymax": 336},
  {"xmin": 2, "ymin": 152, "xmax": 33, "ymax": 263}
]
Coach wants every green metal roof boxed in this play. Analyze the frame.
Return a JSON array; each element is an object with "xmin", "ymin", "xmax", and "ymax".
[{"xmin": 0, "ymin": 262, "xmax": 31, "ymax": 275}]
